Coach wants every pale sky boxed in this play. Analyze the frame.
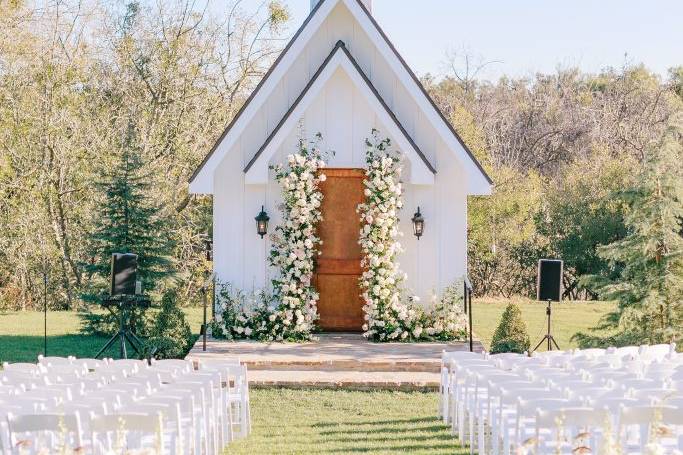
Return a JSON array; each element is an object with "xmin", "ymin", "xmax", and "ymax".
[{"xmin": 244, "ymin": 0, "xmax": 683, "ymax": 81}]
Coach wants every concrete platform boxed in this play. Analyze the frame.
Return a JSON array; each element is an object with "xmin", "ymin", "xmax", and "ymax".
[{"xmin": 187, "ymin": 333, "xmax": 484, "ymax": 391}]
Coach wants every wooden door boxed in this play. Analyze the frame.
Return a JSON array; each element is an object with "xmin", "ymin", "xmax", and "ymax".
[{"xmin": 315, "ymin": 169, "xmax": 365, "ymax": 332}]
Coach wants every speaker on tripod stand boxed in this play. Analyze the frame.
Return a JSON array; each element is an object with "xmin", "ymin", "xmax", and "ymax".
[
  {"xmin": 95, "ymin": 253, "xmax": 150, "ymax": 359},
  {"xmin": 533, "ymin": 259, "xmax": 563, "ymax": 352}
]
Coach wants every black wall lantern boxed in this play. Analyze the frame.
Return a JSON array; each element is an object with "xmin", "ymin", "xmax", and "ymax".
[
  {"xmin": 255, "ymin": 206, "xmax": 270, "ymax": 239},
  {"xmin": 412, "ymin": 207, "xmax": 425, "ymax": 240}
]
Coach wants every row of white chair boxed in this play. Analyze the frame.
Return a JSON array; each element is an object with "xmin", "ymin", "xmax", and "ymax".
[
  {"xmin": 440, "ymin": 344, "xmax": 683, "ymax": 454},
  {"xmin": 0, "ymin": 356, "xmax": 251, "ymax": 454}
]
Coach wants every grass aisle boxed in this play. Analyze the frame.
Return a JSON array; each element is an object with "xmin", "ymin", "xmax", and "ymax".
[{"xmin": 229, "ymin": 389, "xmax": 467, "ymax": 455}]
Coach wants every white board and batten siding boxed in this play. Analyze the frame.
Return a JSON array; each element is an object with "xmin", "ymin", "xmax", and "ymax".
[{"xmin": 199, "ymin": 0, "xmax": 491, "ymax": 305}]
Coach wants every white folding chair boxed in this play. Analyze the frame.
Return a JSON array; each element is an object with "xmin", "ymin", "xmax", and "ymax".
[
  {"xmin": 150, "ymin": 391, "xmax": 202, "ymax": 454},
  {"xmin": 37, "ymin": 355, "xmax": 75, "ymax": 366},
  {"xmin": 659, "ymin": 405, "xmax": 683, "ymax": 451},
  {"xmin": 469, "ymin": 371, "xmax": 519, "ymax": 454},
  {"xmin": 440, "ymin": 351, "xmax": 485, "ymax": 420},
  {"xmin": 70, "ymin": 358, "xmax": 107, "ymax": 372},
  {"xmin": 2, "ymin": 362, "xmax": 44, "ymax": 374},
  {"xmin": 512, "ymin": 397, "xmax": 580, "ymax": 454},
  {"xmin": 163, "ymin": 383, "xmax": 211, "ymax": 455},
  {"xmin": 618, "ymin": 404, "xmax": 677, "ymax": 452},
  {"xmin": 493, "ymin": 387, "xmax": 557, "ymax": 455},
  {"xmin": 122, "ymin": 401, "xmax": 183, "ymax": 454},
  {"xmin": 534, "ymin": 407, "xmax": 610, "ymax": 454},
  {"xmin": 7, "ymin": 413, "xmax": 84, "ymax": 453},
  {"xmin": 199, "ymin": 361, "xmax": 249, "ymax": 440},
  {"xmin": 90, "ymin": 412, "xmax": 164, "ymax": 455},
  {"xmin": 174, "ymin": 374, "xmax": 221, "ymax": 453}
]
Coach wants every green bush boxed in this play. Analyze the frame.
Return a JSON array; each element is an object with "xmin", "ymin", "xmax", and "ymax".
[
  {"xmin": 147, "ymin": 288, "xmax": 194, "ymax": 359},
  {"xmin": 490, "ymin": 303, "xmax": 530, "ymax": 354},
  {"xmin": 79, "ymin": 300, "xmax": 152, "ymax": 338}
]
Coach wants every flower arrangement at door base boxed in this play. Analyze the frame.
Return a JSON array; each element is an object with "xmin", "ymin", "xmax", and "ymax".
[
  {"xmin": 211, "ymin": 136, "xmax": 327, "ymax": 342},
  {"xmin": 359, "ymin": 131, "xmax": 468, "ymax": 342}
]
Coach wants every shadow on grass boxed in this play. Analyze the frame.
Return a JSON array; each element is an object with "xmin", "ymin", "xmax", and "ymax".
[
  {"xmin": 312, "ymin": 417, "xmax": 436, "ymax": 427},
  {"xmin": 320, "ymin": 432, "xmax": 456, "ymax": 443},
  {"xmin": 0, "ymin": 335, "xmax": 141, "ymax": 363}
]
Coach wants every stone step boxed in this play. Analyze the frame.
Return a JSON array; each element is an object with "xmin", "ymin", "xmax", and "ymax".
[
  {"xmin": 243, "ymin": 359, "xmax": 440, "ymax": 373},
  {"xmin": 247, "ymin": 369, "xmax": 440, "ymax": 392}
]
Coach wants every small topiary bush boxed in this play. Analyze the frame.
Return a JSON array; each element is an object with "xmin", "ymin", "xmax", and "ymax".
[
  {"xmin": 490, "ymin": 303, "xmax": 530, "ymax": 354},
  {"xmin": 147, "ymin": 288, "xmax": 194, "ymax": 359}
]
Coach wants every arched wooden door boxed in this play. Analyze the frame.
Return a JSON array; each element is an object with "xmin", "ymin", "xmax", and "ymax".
[{"xmin": 315, "ymin": 169, "xmax": 365, "ymax": 332}]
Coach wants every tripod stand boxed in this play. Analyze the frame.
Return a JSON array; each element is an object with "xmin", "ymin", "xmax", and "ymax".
[
  {"xmin": 95, "ymin": 296, "xmax": 149, "ymax": 359},
  {"xmin": 533, "ymin": 299, "xmax": 560, "ymax": 352}
]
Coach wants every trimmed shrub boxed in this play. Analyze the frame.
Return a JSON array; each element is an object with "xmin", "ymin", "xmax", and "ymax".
[
  {"xmin": 490, "ymin": 303, "xmax": 530, "ymax": 354},
  {"xmin": 147, "ymin": 288, "xmax": 194, "ymax": 359}
]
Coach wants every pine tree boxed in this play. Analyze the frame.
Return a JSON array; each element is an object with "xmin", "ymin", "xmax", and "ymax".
[
  {"xmin": 583, "ymin": 117, "xmax": 683, "ymax": 345},
  {"xmin": 84, "ymin": 121, "xmax": 174, "ymax": 301}
]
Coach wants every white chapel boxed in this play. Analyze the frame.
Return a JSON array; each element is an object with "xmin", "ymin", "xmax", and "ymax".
[{"xmin": 190, "ymin": 0, "xmax": 492, "ymax": 331}]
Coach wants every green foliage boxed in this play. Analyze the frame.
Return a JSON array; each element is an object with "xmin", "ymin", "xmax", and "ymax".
[
  {"xmin": 80, "ymin": 132, "xmax": 174, "ymax": 336},
  {"xmin": 490, "ymin": 303, "xmax": 531, "ymax": 354},
  {"xmin": 0, "ymin": 1, "xmax": 288, "ymax": 311},
  {"xmin": 537, "ymin": 151, "xmax": 633, "ymax": 298},
  {"xmin": 146, "ymin": 288, "xmax": 194, "ymax": 359},
  {"xmin": 468, "ymin": 166, "xmax": 547, "ymax": 297},
  {"xmin": 79, "ymin": 306, "xmax": 152, "ymax": 338},
  {"xmin": 578, "ymin": 117, "xmax": 683, "ymax": 346},
  {"xmin": 84, "ymin": 139, "xmax": 174, "ymax": 300},
  {"xmin": 268, "ymin": 1, "xmax": 290, "ymax": 31}
]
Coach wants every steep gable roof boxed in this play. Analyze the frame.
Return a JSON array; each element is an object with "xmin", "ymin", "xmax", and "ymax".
[
  {"xmin": 244, "ymin": 40, "xmax": 435, "ymax": 185},
  {"xmin": 189, "ymin": 0, "xmax": 492, "ymax": 194}
]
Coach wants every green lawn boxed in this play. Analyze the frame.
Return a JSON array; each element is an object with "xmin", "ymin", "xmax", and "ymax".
[
  {"xmin": 0, "ymin": 302, "xmax": 615, "ymax": 454},
  {"xmin": 0, "ymin": 300, "xmax": 615, "ymax": 363},
  {"xmin": 0, "ymin": 307, "xmax": 205, "ymax": 364},
  {"xmin": 472, "ymin": 298, "xmax": 615, "ymax": 351},
  {"xmin": 229, "ymin": 389, "xmax": 466, "ymax": 455}
]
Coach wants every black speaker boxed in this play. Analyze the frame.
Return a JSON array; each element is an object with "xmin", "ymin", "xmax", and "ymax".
[
  {"xmin": 537, "ymin": 259, "xmax": 563, "ymax": 302},
  {"xmin": 110, "ymin": 253, "xmax": 138, "ymax": 296}
]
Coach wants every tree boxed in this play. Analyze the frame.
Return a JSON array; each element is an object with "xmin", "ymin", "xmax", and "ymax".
[
  {"xmin": 536, "ymin": 150, "xmax": 632, "ymax": 299},
  {"xmin": 490, "ymin": 303, "xmax": 530, "ymax": 354},
  {"xmin": 84, "ymin": 121, "xmax": 174, "ymax": 300},
  {"xmin": 579, "ymin": 117, "xmax": 683, "ymax": 346},
  {"xmin": 0, "ymin": 0, "xmax": 289, "ymax": 310}
]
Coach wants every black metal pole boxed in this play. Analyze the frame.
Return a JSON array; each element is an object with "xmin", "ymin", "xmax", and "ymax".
[
  {"xmin": 211, "ymin": 276, "xmax": 216, "ymax": 320},
  {"xmin": 463, "ymin": 281, "xmax": 468, "ymax": 314},
  {"xmin": 43, "ymin": 271, "xmax": 48, "ymax": 356},
  {"xmin": 120, "ymin": 305, "xmax": 126, "ymax": 359},
  {"xmin": 202, "ymin": 283, "xmax": 208, "ymax": 352},
  {"xmin": 547, "ymin": 299, "xmax": 552, "ymax": 351},
  {"xmin": 468, "ymin": 288, "xmax": 473, "ymax": 352}
]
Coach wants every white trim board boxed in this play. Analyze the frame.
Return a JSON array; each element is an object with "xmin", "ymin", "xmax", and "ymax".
[
  {"xmin": 189, "ymin": 0, "xmax": 491, "ymax": 195},
  {"xmin": 244, "ymin": 42, "xmax": 434, "ymax": 185}
]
